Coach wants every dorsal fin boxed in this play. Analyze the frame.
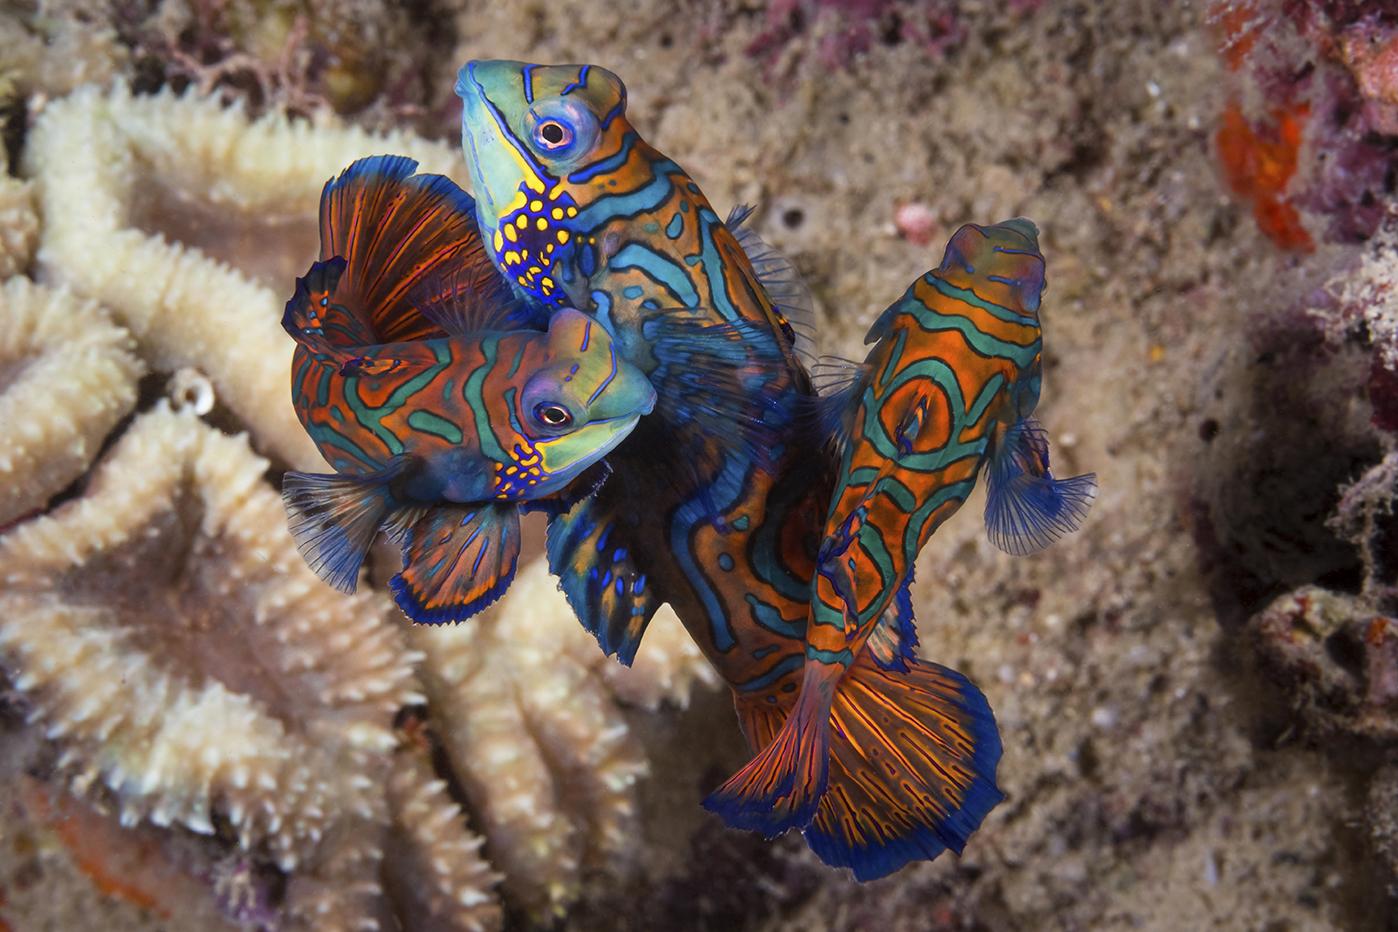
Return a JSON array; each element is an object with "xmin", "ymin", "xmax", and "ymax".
[
  {"xmin": 726, "ymin": 204, "xmax": 817, "ymax": 360},
  {"xmin": 318, "ymin": 155, "xmax": 520, "ymax": 344},
  {"xmin": 407, "ymin": 264, "xmax": 535, "ymax": 337}
]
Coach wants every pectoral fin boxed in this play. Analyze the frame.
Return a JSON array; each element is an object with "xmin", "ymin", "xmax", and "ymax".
[{"xmin": 390, "ymin": 502, "xmax": 522, "ymax": 623}]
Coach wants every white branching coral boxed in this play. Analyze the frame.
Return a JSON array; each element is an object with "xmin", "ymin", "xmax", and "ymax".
[
  {"xmin": 0, "ymin": 278, "xmax": 144, "ymax": 526},
  {"xmin": 411, "ymin": 557, "xmax": 717, "ymax": 919},
  {"xmin": 0, "ymin": 403, "xmax": 421, "ymax": 869},
  {"xmin": 21, "ymin": 82, "xmax": 464, "ymax": 469}
]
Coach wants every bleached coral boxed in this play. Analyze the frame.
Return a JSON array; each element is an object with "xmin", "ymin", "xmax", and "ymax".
[
  {"xmin": 0, "ymin": 278, "xmax": 144, "ymax": 526},
  {"xmin": 0, "ymin": 403, "xmax": 421, "ymax": 869},
  {"xmin": 22, "ymin": 82, "xmax": 464, "ymax": 469},
  {"xmin": 411, "ymin": 557, "xmax": 716, "ymax": 919}
]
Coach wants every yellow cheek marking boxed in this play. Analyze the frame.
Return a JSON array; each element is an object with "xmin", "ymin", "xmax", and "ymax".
[
  {"xmin": 516, "ymin": 275, "xmax": 528, "ymax": 286},
  {"xmin": 551, "ymin": 207, "xmax": 564, "ymax": 220},
  {"xmin": 566, "ymin": 206, "xmax": 578, "ymax": 217},
  {"xmin": 516, "ymin": 215, "xmax": 529, "ymax": 229},
  {"xmin": 529, "ymin": 199, "xmax": 543, "ymax": 212},
  {"xmin": 558, "ymin": 230, "xmax": 570, "ymax": 244},
  {"xmin": 536, "ymin": 217, "xmax": 549, "ymax": 231},
  {"xmin": 549, "ymin": 182, "xmax": 566, "ymax": 199},
  {"xmin": 541, "ymin": 276, "xmax": 555, "ymax": 289},
  {"xmin": 504, "ymin": 250, "xmax": 520, "ymax": 265},
  {"xmin": 504, "ymin": 224, "xmax": 518, "ymax": 243},
  {"xmin": 493, "ymin": 229, "xmax": 503, "ymax": 251}
]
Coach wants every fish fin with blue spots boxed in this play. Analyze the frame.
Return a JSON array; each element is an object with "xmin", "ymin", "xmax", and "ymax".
[
  {"xmin": 546, "ymin": 492, "xmax": 661, "ymax": 665},
  {"xmin": 389, "ymin": 502, "xmax": 521, "ymax": 624},
  {"xmin": 726, "ymin": 204, "xmax": 817, "ymax": 359},
  {"xmin": 281, "ymin": 456, "xmax": 413, "ymax": 593},
  {"xmin": 703, "ymin": 662, "xmax": 839, "ymax": 836},
  {"xmin": 866, "ymin": 571, "xmax": 919, "ymax": 673},
  {"xmin": 281, "ymin": 256, "xmax": 374, "ymax": 354},
  {"xmin": 644, "ymin": 307, "xmax": 793, "ymax": 523},
  {"xmin": 319, "ymin": 155, "xmax": 518, "ymax": 343},
  {"xmin": 984, "ymin": 417, "xmax": 1097, "ymax": 556},
  {"xmin": 803, "ymin": 651, "xmax": 1004, "ymax": 881}
]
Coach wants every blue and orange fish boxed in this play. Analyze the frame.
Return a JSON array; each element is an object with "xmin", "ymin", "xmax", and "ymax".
[
  {"xmin": 457, "ymin": 59, "xmax": 821, "ymax": 673},
  {"xmin": 282, "ymin": 156, "xmax": 656, "ymax": 621},
  {"xmin": 706, "ymin": 219, "xmax": 1097, "ymax": 878}
]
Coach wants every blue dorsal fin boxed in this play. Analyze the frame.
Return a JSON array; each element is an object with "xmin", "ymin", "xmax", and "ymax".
[
  {"xmin": 281, "ymin": 456, "xmax": 412, "ymax": 593},
  {"xmin": 546, "ymin": 493, "xmax": 662, "ymax": 665},
  {"xmin": 390, "ymin": 502, "xmax": 522, "ymax": 623},
  {"xmin": 866, "ymin": 570, "xmax": 920, "ymax": 673},
  {"xmin": 984, "ymin": 417, "xmax": 1097, "ymax": 555},
  {"xmin": 726, "ymin": 204, "xmax": 817, "ymax": 360}
]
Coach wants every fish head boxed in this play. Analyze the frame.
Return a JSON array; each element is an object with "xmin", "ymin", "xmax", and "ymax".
[
  {"xmin": 510, "ymin": 308, "xmax": 654, "ymax": 491},
  {"xmin": 456, "ymin": 60, "xmax": 640, "ymax": 303}
]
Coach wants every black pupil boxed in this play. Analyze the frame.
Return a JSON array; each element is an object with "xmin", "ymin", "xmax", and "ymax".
[
  {"xmin": 541, "ymin": 122, "xmax": 566, "ymax": 145},
  {"xmin": 543, "ymin": 406, "xmax": 569, "ymax": 424}
]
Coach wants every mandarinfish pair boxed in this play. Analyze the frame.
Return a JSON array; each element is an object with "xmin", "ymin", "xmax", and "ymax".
[{"xmin": 282, "ymin": 59, "xmax": 1095, "ymax": 882}]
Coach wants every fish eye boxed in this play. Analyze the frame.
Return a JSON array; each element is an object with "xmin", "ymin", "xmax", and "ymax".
[
  {"xmin": 534, "ymin": 402, "xmax": 573, "ymax": 427},
  {"xmin": 535, "ymin": 119, "xmax": 573, "ymax": 151}
]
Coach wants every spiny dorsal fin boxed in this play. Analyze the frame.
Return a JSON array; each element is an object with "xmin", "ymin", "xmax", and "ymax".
[{"xmin": 726, "ymin": 203, "xmax": 817, "ymax": 360}]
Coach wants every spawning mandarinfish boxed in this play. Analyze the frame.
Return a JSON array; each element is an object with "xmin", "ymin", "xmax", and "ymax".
[
  {"xmin": 456, "ymin": 58, "xmax": 827, "ymax": 680},
  {"xmin": 282, "ymin": 155, "xmax": 655, "ymax": 622},
  {"xmin": 706, "ymin": 219, "xmax": 1098, "ymax": 880}
]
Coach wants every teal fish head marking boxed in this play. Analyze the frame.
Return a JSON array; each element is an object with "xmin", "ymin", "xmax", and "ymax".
[
  {"xmin": 502, "ymin": 308, "xmax": 655, "ymax": 495},
  {"xmin": 455, "ymin": 59, "xmax": 638, "ymax": 305}
]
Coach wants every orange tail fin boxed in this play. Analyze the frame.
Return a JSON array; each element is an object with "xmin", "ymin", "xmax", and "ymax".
[
  {"xmin": 804, "ymin": 651, "xmax": 1003, "ymax": 881},
  {"xmin": 703, "ymin": 664, "xmax": 838, "ymax": 836}
]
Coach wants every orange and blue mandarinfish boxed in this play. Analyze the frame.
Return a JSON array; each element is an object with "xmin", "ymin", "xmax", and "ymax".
[
  {"xmin": 456, "ymin": 59, "xmax": 821, "ymax": 672},
  {"xmin": 282, "ymin": 155, "xmax": 655, "ymax": 622},
  {"xmin": 705, "ymin": 218, "xmax": 1098, "ymax": 879}
]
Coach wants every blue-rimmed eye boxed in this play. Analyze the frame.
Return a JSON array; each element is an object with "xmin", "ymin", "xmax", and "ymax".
[
  {"xmin": 535, "ymin": 119, "xmax": 572, "ymax": 150},
  {"xmin": 534, "ymin": 402, "xmax": 573, "ymax": 428}
]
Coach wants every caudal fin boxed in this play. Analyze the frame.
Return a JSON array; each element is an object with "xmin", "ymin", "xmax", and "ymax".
[
  {"xmin": 985, "ymin": 417, "xmax": 1097, "ymax": 556},
  {"xmin": 702, "ymin": 666, "xmax": 836, "ymax": 837},
  {"xmin": 283, "ymin": 462, "xmax": 407, "ymax": 593},
  {"xmin": 803, "ymin": 652, "xmax": 1003, "ymax": 882}
]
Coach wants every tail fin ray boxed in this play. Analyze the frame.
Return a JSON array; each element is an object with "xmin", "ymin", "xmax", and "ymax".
[{"xmin": 804, "ymin": 653, "xmax": 1003, "ymax": 881}]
